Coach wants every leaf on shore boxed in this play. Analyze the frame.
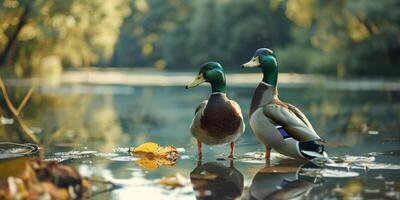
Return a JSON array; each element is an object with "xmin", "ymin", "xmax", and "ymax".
[{"xmin": 0, "ymin": 158, "xmax": 90, "ymax": 199}]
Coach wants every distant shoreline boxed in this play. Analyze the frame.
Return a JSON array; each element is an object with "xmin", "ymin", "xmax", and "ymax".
[{"xmin": 3, "ymin": 68, "xmax": 400, "ymax": 91}]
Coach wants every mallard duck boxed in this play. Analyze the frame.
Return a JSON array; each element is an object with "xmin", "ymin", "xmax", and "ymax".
[
  {"xmin": 242, "ymin": 48, "xmax": 327, "ymax": 160},
  {"xmin": 190, "ymin": 161, "xmax": 243, "ymax": 200},
  {"xmin": 186, "ymin": 62, "xmax": 245, "ymax": 159},
  {"xmin": 250, "ymin": 161, "xmax": 322, "ymax": 200}
]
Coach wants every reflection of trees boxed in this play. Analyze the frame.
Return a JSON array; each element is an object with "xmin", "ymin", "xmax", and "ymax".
[
  {"xmin": 306, "ymin": 88, "xmax": 400, "ymax": 146},
  {"xmin": 35, "ymin": 93, "xmax": 126, "ymax": 152},
  {"xmin": 0, "ymin": 83, "xmax": 127, "ymax": 151}
]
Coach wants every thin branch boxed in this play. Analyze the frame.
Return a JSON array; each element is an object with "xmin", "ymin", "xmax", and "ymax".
[
  {"xmin": 0, "ymin": 78, "xmax": 18, "ymax": 114},
  {"xmin": 45, "ymin": 126, "xmax": 64, "ymax": 145},
  {"xmin": 0, "ymin": 77, "xmax": 40, "ymax": 145},
  {"xmin": 16, "ymin": 87, "xmax": 33, "ymax": 115}
]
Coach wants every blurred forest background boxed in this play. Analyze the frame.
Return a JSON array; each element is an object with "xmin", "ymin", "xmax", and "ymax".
[{"xmin": 0, "ymin": 0, "xmax": 399, "ymax": 78}]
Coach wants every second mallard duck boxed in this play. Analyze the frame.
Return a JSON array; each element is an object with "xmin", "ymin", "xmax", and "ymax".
[
  {"xmin": 242, "ymin": 48, "xmax": 327, "ymax": 161},
  {"xmin": 186, "ymin": 62, "xmax": 245, "ymax": 159}
]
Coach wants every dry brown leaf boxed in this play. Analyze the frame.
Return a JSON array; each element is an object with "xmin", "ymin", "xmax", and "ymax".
[
  {"xmin": 0, "ymin": 158, "xmax": 90, "ymax": 200},
  {"xmin": 0, "ymin": 158, "xmax": 32, "ymax": 181},
  {"xmin": 156, "ymin": 173, "xmax": 187, "ymax": 189}
]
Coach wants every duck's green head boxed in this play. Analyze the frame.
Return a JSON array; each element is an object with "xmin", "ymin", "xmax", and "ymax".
[
  {"xmin": 241, "ymin": 48, "xmax": 278, "ymax": 86},
  {"xmin": 185, "ymin": 62, "xmax": 226, "ymax": 93}
]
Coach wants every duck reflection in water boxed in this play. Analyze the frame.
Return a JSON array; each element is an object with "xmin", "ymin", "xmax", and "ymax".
[
  {"xmin": 190, "ymin": 161, "xmax": 244, "ymax": 200},
  {"xmin": 250, "ymin": 160, "xmax": 323, "ymax": 200}
]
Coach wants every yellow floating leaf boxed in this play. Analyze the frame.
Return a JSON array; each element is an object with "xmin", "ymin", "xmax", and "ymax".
[
  {"xmin": 157, "ymin": 145, "xmax": 179, "ymax": 159},
  {"xmin": 129, "ymin": 142, "xmax": 179, "ymax": 160},
  {"xmin": 130, "ymin": 142, "xmax": 180, "ymax": 170},
  {"xmin": 157, "ymin": 158, "xmax": 176, "ymax": 166},
  {"xmin": 136, "ymin": 158, "xmax": 161, "ymax": 171},
  {"xmin": 135, "ymin": 157, "xmax": 177, "ymax": 171},
  {"xmin": 130, "ymin": 142, "xmax": 160, "ymax": 154}
]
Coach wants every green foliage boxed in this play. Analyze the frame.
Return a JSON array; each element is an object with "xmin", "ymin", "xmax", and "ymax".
[
  {"xmin": 112, "ymin": 0, "xmax": 291, "ymax": 69},
  {"xmin": 111, "ymin": 0, "xmax": 399, "ymax": 77},
  {"xmin": 281, "ymin": 0, "xmax": 400, "ymax": 77},
  {"xmin": 1, "ymin": 0, "xmax": 398, "ymax": 77},
  {"xmin": 0, "ymin": 0, "xmax": 130, "ymax": 75}
]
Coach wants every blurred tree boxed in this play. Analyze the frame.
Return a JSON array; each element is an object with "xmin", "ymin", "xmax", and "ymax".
[
  {"xmin": 0, "ymin": 0, "xmax": 130, "ymax": 76},
  {"xmin": 1, "ymin": 0, "xmax": 398, "ymax": 77},
  {"xmin": 112, "ymin": 0, "xmax": 291, "ymax": 69},
  {"xmin": 278, "ymin": 0, "xmax": 400, "ymax": 77}
]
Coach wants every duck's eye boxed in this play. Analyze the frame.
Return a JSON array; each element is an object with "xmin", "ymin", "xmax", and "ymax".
[{"xmin": 252, "ymin": 58, "xmax": 256, "ymax": 61}]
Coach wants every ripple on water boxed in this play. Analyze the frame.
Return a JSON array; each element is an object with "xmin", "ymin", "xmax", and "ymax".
[
  {"xmin": 0, "ymin": 142, "xmax": 39, "ymax": 159},
  {"xmin": 113, "ymin": 147, "xmax": 130, "ymax": 153},
  {"xmin": 300, "ymin": 168, "xmax": 360, "ymax": 178},
  {"xmin": 109, "ymin": 156, "xmax": 139, "ymax": 162},
  {"xmin": 47, "ymin": 150, "xmax": 131, "ymax": 162},
  {"xmin": 46, "ymin": 150, "xmax": 97, "ymax": 162},
  {"xmin": 234, "ymin": 151, "xmax": 291, "ymax": 164},
  {"xmin": 327, "ymin": 155, "xmax": 400, "ymax": 170}
]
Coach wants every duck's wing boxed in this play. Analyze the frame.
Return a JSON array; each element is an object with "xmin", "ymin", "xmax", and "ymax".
[
  {"xmin": 286, "ymin": 103, "xmax": 314, "ymax": 130},
  {"xmin": 228, "ymin": 100, "xmax": 245, "ymax": 133},
  {"xmin": 263, "ymin": 102, "xmax": 320, "ymax": 141},
  {"xmin": 191, "ymin": 100, "xmax": 208, "ymax": 134},
  {"xmin": 194, "ymin": 100, "xmax": 208, "ymax": 115}
]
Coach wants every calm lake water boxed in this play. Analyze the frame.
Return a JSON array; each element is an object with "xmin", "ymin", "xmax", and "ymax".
[{"xmin": 1, "ymin": 83, "xmax": 400, "ymax": 199}]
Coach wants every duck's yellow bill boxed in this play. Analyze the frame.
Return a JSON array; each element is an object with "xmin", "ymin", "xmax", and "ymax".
[{"xmin": 186, "ymin": 74, "xmax": 205, "ymax": 89}]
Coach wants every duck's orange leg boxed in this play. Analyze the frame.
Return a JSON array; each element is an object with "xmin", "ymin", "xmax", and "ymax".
[
  {"xmin": 229, "ymin": 142, "xmax": 235, "ymax": 159},
  {"xmin": 197, "ymin": 140, "xmax": 202, "ymax": 160},
  {"xmin": 265, "ymin": 145, "xmax": 271, "ymax": 160}
]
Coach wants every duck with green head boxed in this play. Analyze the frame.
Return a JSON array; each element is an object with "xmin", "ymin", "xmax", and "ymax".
[
  {"xmin": 242, "ymin": 48, "xmax": 327, "ymax": 161},
  {"xmin": 186, "ymin": 62, "xmax": 245, "ymax": 160}
]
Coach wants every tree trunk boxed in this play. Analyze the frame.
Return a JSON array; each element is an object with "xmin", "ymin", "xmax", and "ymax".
[{"xmin": 0, "ymin": 4, "xmax": 30, "ymax": 67}]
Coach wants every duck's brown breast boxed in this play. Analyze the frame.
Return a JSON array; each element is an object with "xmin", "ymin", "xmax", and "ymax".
[{"xmin": 200, "ymin": 94, "xmax": 242, "ymax": 139}]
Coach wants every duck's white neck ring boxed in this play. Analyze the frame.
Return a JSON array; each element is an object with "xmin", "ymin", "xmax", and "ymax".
[
  {"xmin": 260, "ymin": 81, "xmax": 273, "ymax": 87},
  {"xmin": 211, "ymin": 92, "xmax": 225, "ymax": 95}
]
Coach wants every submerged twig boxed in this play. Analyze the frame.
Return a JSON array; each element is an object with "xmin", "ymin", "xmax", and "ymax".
[
  {"xmin": 0, "ymin": 77, "xmax": 40, "ymax": 145},
  {"xmin": 45, "ymin": 126, "xmax": 64, "ymax": 145},
  {"xmin": 16, "ymin": 87, "xmax": 33, "ymax": 115}
]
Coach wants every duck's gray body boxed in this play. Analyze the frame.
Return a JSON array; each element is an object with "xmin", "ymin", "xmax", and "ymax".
[{"xmin": 249, "ymin": 82, "xmax": 325, "ymax": 159}]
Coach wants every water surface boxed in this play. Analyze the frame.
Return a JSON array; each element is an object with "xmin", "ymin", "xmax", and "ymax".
[{"xmin": 1, "ymin": 83, "xmax": 399, "ymax": 199}]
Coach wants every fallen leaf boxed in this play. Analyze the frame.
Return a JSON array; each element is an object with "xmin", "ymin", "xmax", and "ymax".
[
  {"xmin": 129, "ymin": 142, "xmax": 180, "ymax": 170},
  {"xmin": 0, "ymin": 158, "xmax": 91, "ymax": 200},
  {"xmin": 136, "ymin": 157, "xmax": 177, "ymax": 171},
  {"xmin": 129, "ymin": 142, "xmax": 179, "ymax": 160},
  {"xmin": 136, "ymin": 158, "xmax": 161, "ymax": 171},
  {"xmin": 130, "ymin": 142, "xmax": 160, "ymax": 155},
  {"xmin": 156, "ymin": 173, "xmax": 188, "ymax": 189},
  {"xmin": 0, "ymin": 158, "xmax": 32, "ymax": 181}
]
